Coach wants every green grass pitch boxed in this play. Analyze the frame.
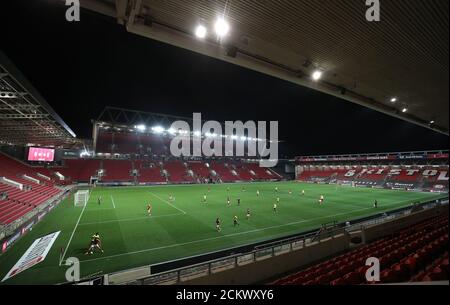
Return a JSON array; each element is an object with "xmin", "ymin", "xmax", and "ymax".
[{"xmin": 0, "ymin": 181, "xmax": 444, "ymax": 285}]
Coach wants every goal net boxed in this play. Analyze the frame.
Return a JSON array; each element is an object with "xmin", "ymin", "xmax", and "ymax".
[{"xmin": 74, "ymin": 190, "xmax": 90, "ymax": 207}]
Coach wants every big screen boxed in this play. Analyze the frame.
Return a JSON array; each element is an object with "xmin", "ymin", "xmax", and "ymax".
[{"xmin": 27, "ymin": 147, "xmax": 55, "ymax": 162}]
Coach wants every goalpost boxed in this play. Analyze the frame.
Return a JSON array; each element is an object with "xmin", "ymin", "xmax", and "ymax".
[{"xmin": 74, "ymin": 190, "xmax": 90, "ymax": 207}]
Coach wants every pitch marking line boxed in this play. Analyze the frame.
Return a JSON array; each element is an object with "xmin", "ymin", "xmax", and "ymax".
[
  {"xmin": 78, "ymin": 202, "xmax": 402, "ymax": 264},
  {"xmin": 149, "ymin": 192, "xmax": 187, "ymax": 215},
  {"xmin": 111, "ymin": 195, "xmax": 116, "ymax": 209},
  {"xmin": 59, "ymin": 199, "xmax": 89, "ymax": 266},
  {"xmin": 78, "ymin": 212, "xmax": 184, "ymax": 226}
]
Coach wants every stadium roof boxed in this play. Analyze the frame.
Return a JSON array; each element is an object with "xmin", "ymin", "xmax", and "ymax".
[
  {"xmin": 296, "ymin": 150, "xmax": 449, "ymax": 160},
  {"xmin": 0, "ymin": 51, "xmax": 81, "ymax": 148},
  {"xmin": 95, "ymin": 106, "xmax": 198, "ymax": 127},
  {"xmin": 80, "ymin": 0, "xmax": 449, "ymax": 135}
]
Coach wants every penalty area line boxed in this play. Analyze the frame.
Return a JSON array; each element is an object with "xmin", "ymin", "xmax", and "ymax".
[{"xmin": 149, "ymin": 192, "xmax": 187, "ymax": 215}]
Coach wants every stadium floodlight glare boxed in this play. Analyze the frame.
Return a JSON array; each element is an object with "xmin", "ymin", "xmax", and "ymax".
[
  {"xmin": 80, "ymin": 150, "xmax": 90, "ymax": 157},
  {"xmin": 167, "ymin": 128, "xmax": 176, "ymax": 135},
  {"xmin": 135, "ymin": 124, "xmax": 146, "ymax": 131},
  {"xmin": 312, "ymin": 70, "xmax": 322, "ymax": 81},
  {"xmin": 193, "ymin": 131, "xmax": 201, "ymax": 137},
  {"xmin": 390, "ymin": 97, "xmax": 397, "ymax": 103},
  {"xmin": 231, "ymin": 135, "xmax": 238, "ymax": 140},
  {"xmin": 240, "ymin": 136, "xmax": 247, "ymax": 141},
  {"xmin": 151, "ymin": 126, "xmax": 165, "ymax": 134},
  {"xmin": 402, "ymin": 108, "xmax": 408, "ymax": 113},
  {"xmin": 195, "ymin": 25, "xmax": 207, "ymax": 39},
  {"xmin": 214, "ymin": 17, "xmax": 230, "ymax": 37}
]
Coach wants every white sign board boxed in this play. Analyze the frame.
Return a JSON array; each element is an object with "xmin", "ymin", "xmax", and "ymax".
[{"xmin": 2, "ymin": 231, "xmax": 60, "ymax": 282}]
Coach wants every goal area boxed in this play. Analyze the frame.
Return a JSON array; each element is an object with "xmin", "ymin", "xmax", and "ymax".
[{"xmin": 74, "ymin": 190, "xmax": 90, "ymax": 207}]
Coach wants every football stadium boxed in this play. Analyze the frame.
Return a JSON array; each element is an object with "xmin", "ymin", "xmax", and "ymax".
[{"xmin": 0, "ymin": 0, "xmax": 449, "ymax": 289}]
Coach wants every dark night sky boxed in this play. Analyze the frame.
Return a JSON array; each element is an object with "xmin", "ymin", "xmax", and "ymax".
[{"xmin": 1, "ymin": 0, "xmax": 448, "ymax": 158}]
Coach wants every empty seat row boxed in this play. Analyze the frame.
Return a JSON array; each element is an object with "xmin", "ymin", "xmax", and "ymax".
[{"xmin": 271, "ymin": 215, "xmax": 449, "ymax": 285}]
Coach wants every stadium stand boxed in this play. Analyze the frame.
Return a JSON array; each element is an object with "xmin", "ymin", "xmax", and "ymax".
[
  {"xmin": 270, "ymin": 214, "xmax": 449, "ymax": 285},
  {"xmin": 0, "ymin": 153, "xmax": 63, "ymax": 224},
  {"xmin": 298, "ymin": 165, "xmax": 449, "ymax": 192},
  {"xmin": 232, "ymin": 163, "xmax": 254, "ymax": 181},
  {"xmin": 93, "ymin": 128, "xmax": 282, "ymax": 183},
  {"xmin": 230, "ymin": 162, "xmax": 282, "ymax": 181},
  {"xmin": 56, "ymin": 159, "xmax": 102, "ymax": 182},
  {"xmin": 96, "ymin": 131, "xmax": 114, "ymax": 153},
  {"xmin": 113, "ymin": 132, "xmax": 141, "ymax": 154},
  {"xmin": 140, "ymin": 134, "xmax": 170, "ymax": 156},
  {"xmin": 209, "ymin": 161, "xmax": 238, "ymax": 182},
  {"xmin": 245, "ymin": 163, "xmax": 274, "ymax": 180},
  {"xmin": 188, "ymin": 161, "xmax": 212, "ymax": 181},
  {"xmin": 388, "ymin": 168, "xmax": 421, "ymax": 182},
  {"xmin": 12, "ymin": 156, "xmax": 282, "ymax": 185},
  {"xmin": 357, "ymin": 168, "xmax": 389, "ymax": 182},
  {"xmin": 164, "ymin": 160, "xmax": 194, "ymax": 183},
  {"xmin": 96, "ymin": 131, "xmax": 170, "ymax": 156},
  {"xmin": 134, "ymin": 160, "xmax": 167, "ymax": 183},
  {"xmin": 101, "ymin": 159, "xmax": 133, "ymax": 182}
]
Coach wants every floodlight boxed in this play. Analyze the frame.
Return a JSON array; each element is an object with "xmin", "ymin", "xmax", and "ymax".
[
  {"xmin": 151, "ymin": 126, "xmax": 164, "ymax": 134},
  {"xmin": 195, "ymin": 25, "xmax": 207, "ymax": 39},
  {"xmin": 80, "ymin": 150, "xmax": 90, "ymax": 157},
  {"xmin": 312, "ymin": 70, "xmax": 322, "ymax": 81},
  {"xmin": 215, "ymin": 18, "xmax": 230, "ymax": 37},
  {"xmin": 135, "ymin": 124, "xmax": 146, "ymax": 131}
]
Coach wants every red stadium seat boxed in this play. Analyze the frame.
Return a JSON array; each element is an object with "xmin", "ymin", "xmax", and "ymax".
[
  {"xmin": 0, "ymin": 153, "xmax": 63, "ymax": 224},
  {"xmin": 270, "ymin": 215, "xmax": 449, "ymax": 285}
]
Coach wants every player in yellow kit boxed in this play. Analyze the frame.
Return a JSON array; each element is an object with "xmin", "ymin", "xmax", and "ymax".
[
  {"xmin": 319, "ymin": 195, "xmax": 324, "ymax": 205},
  {"xmin": 147, "ymin": 203, "xmax": 152, "ymax": 216}
]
